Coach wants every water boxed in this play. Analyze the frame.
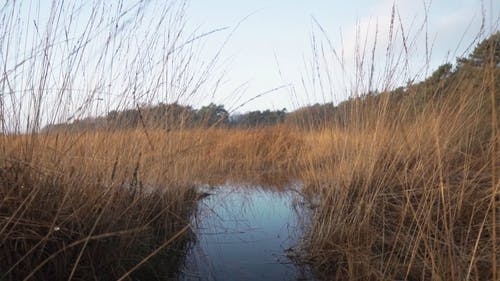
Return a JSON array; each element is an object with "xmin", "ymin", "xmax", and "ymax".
[{"xmin": 179, "ymin": 183, "xmax": 316, "ymax": 281}]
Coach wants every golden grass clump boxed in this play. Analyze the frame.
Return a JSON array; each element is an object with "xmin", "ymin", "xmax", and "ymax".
[
  {"xmin": 0, "ymin": 126, "xmax": 304, "ymax": 279},
  {"xmin": 299, "ymin": 66, "xmax": 499, "ymax": 280},
  {"xmin": 0, "ymin": 158, "xmax": 196, "ymax": 280}
]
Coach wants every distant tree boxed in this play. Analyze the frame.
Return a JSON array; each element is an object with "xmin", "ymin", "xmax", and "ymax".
[
  {"xmin": 229, "ymin": 108, "xmax": 287, "ymax": 128},
  {"xmin": 457, "ymin": 31, "xmax": 500, "ymax": 67},
  {"xmin": 196, "ymin": 103, "xmax": 228, "ymax": 127},
  {"xmin": 428, "ymin": 63, "xmax": 453, "ymax": 82}
]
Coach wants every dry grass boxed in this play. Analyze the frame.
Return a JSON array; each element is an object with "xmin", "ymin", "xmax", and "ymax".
[
  {"xmin": 1, "ymin": 83, "xmax": 497, "ymax": 280},
  {"xmin": 0, "ymin": 90, "xmax": 497, "ymax": 280},
  {"xmin": 298, "ymin": 71, "xmax": 499, "ymax": 280},
  {"xmin": 0, "ymin": 0, "xmax": 498, "ymax": 280},
  {"xmin": 2, "ymin": 127, "xmax": 302, "ymax": 185},
  {"xmin": 0, "ymin": 0, "xmax": 229, "ymax": 279},
  {"xmin": 0, "ymin": 157, "xmax": 197, "ymax": 280},
  {"xmin": 0, "ymin": 126, "xmax": 304, "ymax": 280}
]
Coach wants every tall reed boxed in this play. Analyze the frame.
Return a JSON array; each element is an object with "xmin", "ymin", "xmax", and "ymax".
[
  {"xmin": 298, "ymin": 11, "xmax": 499, "ymax": 281},
  {"xmin": 0, "ymin": 0, "xmax": 223, "ymax": 279}
]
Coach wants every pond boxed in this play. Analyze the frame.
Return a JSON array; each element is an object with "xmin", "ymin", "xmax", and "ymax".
[{"xmin": 179, "ymin": 182, "xmax": 317, "ymax": 281}]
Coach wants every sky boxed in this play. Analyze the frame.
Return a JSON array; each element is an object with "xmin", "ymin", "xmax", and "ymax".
[
  {"xmin": 181, "ymin": 0, "xmax": 499, "ymax": 112},
  {"xmin": 1, "ymin": 0, "xmax": 499, "ymax": 131}
]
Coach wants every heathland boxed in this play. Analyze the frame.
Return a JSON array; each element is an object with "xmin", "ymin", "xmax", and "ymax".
[{"xmin": 0, "ymin": 1, "xmax": 498, "ymax": 280}]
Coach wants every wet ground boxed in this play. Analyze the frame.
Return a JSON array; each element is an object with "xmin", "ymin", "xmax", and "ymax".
[{"xmin": 179, "ymin": 183, "xmax": 316, "ymax": 281}]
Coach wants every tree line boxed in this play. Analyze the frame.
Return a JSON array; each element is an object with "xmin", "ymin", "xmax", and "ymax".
[{"xmin": 44, "ymin": 32, "xmax": 499, "ymax": 132}]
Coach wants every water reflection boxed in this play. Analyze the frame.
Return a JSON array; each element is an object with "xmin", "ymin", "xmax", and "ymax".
[{"xmin": 180, "ymin": 183, "xmax": 316, "ymax": 281}]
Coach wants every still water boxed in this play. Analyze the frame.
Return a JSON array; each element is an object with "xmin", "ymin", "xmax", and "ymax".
[{"xmin": 179, "ymin": 183, "xmax": 316, "ymax": 281}]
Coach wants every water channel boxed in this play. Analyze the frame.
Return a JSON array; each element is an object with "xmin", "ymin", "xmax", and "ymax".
[{"xmin": 179, "ymin": 182, "xmax": 317, "ymax": 281}]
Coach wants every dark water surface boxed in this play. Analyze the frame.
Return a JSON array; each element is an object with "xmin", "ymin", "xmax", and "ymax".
[{"xmin": 179, "ymin": 183, "xmax": 316, "ymax": 281}]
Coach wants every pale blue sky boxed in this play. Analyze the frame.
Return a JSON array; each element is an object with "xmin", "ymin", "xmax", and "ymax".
[
  {"xmin": 182, "ymin": 0, "xmax": 499, "ymax": 112},
  {"xmin": 3, "ymin": 0, "xmax": 499, "ymax": 129}
]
